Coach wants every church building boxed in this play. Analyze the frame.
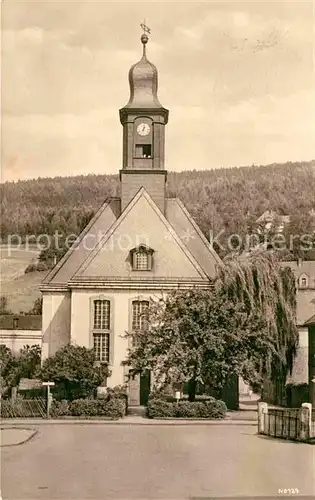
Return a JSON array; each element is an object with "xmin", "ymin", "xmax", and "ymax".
[{"xmin": 40, "ymin": 32, "xmax": 221, "ymax": 405}]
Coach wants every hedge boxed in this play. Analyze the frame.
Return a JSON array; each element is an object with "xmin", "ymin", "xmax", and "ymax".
[
  {"xmin": 146, "ymin": 397, "xmax": 227, "ymax": 419},
  {"xmin": 50, "ymin": 398, "xmax": 126, "ymax": 419}
]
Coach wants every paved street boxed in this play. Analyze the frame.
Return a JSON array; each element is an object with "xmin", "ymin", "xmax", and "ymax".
[{"xmin": 2, "ymin": 424, "xmax": 314, "ymax": 499}]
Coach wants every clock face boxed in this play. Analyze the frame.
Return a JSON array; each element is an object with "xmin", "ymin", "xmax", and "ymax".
[{"xmin": 137, "ymin": 123, "xmax": 151, "ymax": 136}]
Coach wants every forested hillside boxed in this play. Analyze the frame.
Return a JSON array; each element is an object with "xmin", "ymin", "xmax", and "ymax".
[{"xmin": 1, "ymin": 160, "xmax": 314, "ymax": 258}]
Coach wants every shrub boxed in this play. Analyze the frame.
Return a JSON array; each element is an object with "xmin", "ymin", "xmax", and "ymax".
[
  {"xmin": 106, "ymin": 385, "xmax": 127, "ymax": 400},
  {"xmin": 147, "ymin": 396, "xmax": 227, "ymax": 419},
  {"xmin": 50, "ymin": 399, "xmax": 70, "ymax": 417},
  {"xmin": 175, "ymin": 401, "xmax": 199, "ymax": 418},
  {"xmin": 146, "ymin": 399, "xmax": 176, "ymax": 418},
  {"xmin": 40, "ymin": 345, "xmax": 109, "ymax": 401},
  {"xmin": 69, "ymin": 398, "xmax": 125, "ymax": 418},
  {"xmin": 69, "ymin": 399, "xmax": 99, "ymax": 417},
  {"xmin": 106, "ymin": 385, "xmax": 128, "ymax": 414},
  {"xmin": 25, "ymin": 262, "xmax": 49, "ymax": 274},
  {"xmin": 98, "ymin": 398, "xmax": 126, "ymax": 418},
  {"xmin": 196, "ymin": 398, "xmax": 227, "ymax": 419}
]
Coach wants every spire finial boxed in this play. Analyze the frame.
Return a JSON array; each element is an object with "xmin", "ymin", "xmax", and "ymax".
[{"xmin": 140, "ymin": 20, "xmax": 151, "ymax": 57}]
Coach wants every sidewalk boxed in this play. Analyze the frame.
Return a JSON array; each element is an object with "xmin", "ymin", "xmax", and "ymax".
[
  {"xmin": 1, "ymin": 427, "xmax": 38, "ymax": 447},
  {"xmin": 1, "ymin": 410, "xmax": 257, "ymax": 428}
]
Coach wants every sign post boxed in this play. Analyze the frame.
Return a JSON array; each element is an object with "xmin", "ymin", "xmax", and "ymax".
[{"xmin": 42, "ymin": 382, "xmax": 55, "ymax": 419}]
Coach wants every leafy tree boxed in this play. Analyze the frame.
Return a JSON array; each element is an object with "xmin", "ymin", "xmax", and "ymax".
[
  {"xmin": 38, "ymin": 239, "xmax": 69, "ymax": 268},
  {"xmin": 40, "ymin": 345, "xmax": 110, "ymax": 401},
  {"xmin": 126, "ymin": 289, "xmax": 276, "ymax": 402},
  {"xmin": 26, "ymin": 297, "xmax": 42, "ymax": 315},
  {"xmin": 0, "ymin": 344, "xmax": 41, "ymax": 394},
  {"xmin": 217, "ymin": 249, "xmax": 298, "ymax": 383},
  {"xmin": 17, "ymin": 345, "xmax": 42, "ymax": 379},
  {"xmin": 1, "ymin": 161, "xmax": 314, "ymax": 256},
  {"xmin": 282, "ymin": 213, "xmax": 315, "ymax": 260},
  {"xmin": 0, "ymin": 345, "xmax": 15, "ymax": 394},
  {"xmin": 126, "ymin": 249, "xmax": 298, "ymax": 401},
  {"xmin": 0, "ymin": 295, "xmax": 12, "ymax": 315}
]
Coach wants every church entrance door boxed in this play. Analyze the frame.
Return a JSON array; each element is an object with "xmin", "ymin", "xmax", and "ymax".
[
  {"xmin": 140, "ymin": 371, "xmax": 151, "ymax": 406},
  {"xmin": 128, "ymin": 370, "xmax": 151, "ymax": 406},
  {"xmin": 128, "ymin": 372, "xmax": 140, "ymax": 406}
]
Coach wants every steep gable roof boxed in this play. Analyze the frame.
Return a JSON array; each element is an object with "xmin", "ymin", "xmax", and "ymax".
[
  {"xmin": 72, "ymin": 187, "xmax": 210, "ymax": 282},
  {"xmin": 166, "ymin": 198, "xmax": 221, "ymax": 278},
  {"xmin": 42, "ymin": 198, "xmax": 118, "ymax": 285}
]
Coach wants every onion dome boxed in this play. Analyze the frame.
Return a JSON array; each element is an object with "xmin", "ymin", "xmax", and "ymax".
[{"xmin": 123, "ymin": 34, "xmax": 163, "ymax": 109}]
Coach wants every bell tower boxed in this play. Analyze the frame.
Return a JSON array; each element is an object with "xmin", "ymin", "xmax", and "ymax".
[{"xmin": 119, "ymin": 29, "xmax": 169, "ymax": 214}]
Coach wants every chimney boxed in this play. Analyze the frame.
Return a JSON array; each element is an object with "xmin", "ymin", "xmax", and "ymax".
[{"xmin": 297, "ymin": 257, "xmax": 303, "ymax": 267}]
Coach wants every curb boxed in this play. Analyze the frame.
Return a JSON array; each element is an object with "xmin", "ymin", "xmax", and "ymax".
[
  {"xmin": 1, "ymin": 427, "xmax": 38, "ymax": 447},
  {"xmin": 0, "ymin": 419, "xmax": 257, "ymax": 426}
]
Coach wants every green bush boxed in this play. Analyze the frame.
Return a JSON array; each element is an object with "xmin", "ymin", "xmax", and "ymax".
[
  {"xmin": 147, "ymin": 396, "xmax": 227, "ymax": 419},
  {"xmin": 50, "ymin": 399, "xmax": 70, "ymax": 417},
  {"xmin": 40, "ymin": 345, "xmax": 110, "ymax": 401},
  {"xmin": 106, "ymin": 385, "xmax": 128, "ymax": 413},
  {"xmin": 25, "ymin": 262, "xmax": 49, "ymax": 274},
  {"xmin": 196, "ymin": 398, "xmax": 227, "ymax": 418},
  {"xmin": 69, "ymin": 399, "xmax": 99, "ymax": 417},
  {"xmin": 146, "ymin": 399, "xmax": 176, "ymax": 418},
  {"xmin": 69, "ymin": 398, "xmax": 125, "ymax": 418},
  {"xmin": 106, "ymin": 385, "xmax": 127, "ymax": 399},
  {"xmin": 98, "ymin": 399, "xmax": 126, "ymax": 418},
  {"xmin": 175, "ymin": 401, "xmax": 199, "ymax": 418}
]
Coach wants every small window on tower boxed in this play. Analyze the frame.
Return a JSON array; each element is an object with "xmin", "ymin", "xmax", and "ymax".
[{"xmin": 135, "ymin": 144, "xmax": 152, "ymax": 158}]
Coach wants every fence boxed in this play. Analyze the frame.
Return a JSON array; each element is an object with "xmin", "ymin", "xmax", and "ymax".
[
  {"xmin": 258, "ymin": 402, "xmax": 314, "ymax": 442},
  {"xmin": 0, "ymin": 398, "xmax": 47, "ymax": 418},
  {"xmin": 265, "ymin": 408, "xmax": 301, "ymax": 440}
]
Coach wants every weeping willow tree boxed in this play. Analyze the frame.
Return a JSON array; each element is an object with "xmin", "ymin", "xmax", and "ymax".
[{"xmin": 216, "ymin": 248, "xmax": 298, "ymax": 385}]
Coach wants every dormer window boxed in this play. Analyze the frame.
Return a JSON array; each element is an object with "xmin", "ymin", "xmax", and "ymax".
[
  {"xmin": 130, "ymin": 245, "xmax": 154, "ymax": 271},
  {"xmin": 298, "ymin": 274, "xmax": 308, "ymax": 288}
]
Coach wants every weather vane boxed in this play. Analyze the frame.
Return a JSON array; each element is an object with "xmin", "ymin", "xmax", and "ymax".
[{"xmin": 140, "ymin": 20, "xmax": 151, "ymax": 36}]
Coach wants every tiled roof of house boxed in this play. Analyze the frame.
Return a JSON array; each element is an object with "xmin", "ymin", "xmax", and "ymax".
[
  {"xmin": 281, "ymin": 260, "xmax": 315, "ymax": 288},
  {"xmin": 256, "ymin": 210, "xmax": 291, "ymax": 224},
  {"xmin": 281, "ymin": 260, "xmax": 315, "ymax": 325},
  {"xmin": 0, "ymin": 314, "xmax": 42, "ymax": 330},
  {"xmin": 304, "ymin": 314, "xmax": 315, "ymax": 325}
]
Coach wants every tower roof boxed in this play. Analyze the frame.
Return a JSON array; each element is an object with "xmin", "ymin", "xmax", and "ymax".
[{"xmin": 122, "ymin": 34, "xmax": 163, "ymax": 109}]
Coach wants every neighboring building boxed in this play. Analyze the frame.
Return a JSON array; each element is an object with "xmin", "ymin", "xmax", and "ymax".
[
  {"xmin": 304, "ymin": 314, "xmax": 315, "ymax": 406},
  {"xmin": 282, "ymin": 260, "xmax": 315, "ymax": 382},
  {"xmin": 0, "ymin": 315, "xmax": 42, "ymax": 353},
  {"xmin": 40, "ymin": 34, "xmax": 221, "ymax": 406},
  {"xmin": 263, "ymin": 260, "xmax": 315, "ymax": 406},
  {"xmin": 256, "ymin": 210, "xmax": 291, "ymax": 233}
]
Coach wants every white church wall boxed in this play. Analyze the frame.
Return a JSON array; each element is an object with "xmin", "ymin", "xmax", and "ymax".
[
  {"xmin": 41, "ymin": 291, "xmax": 71, "ymax": 361},
  {"xmin": 71, "ymin": 288, "xmax": 164, "ymax": 387}
]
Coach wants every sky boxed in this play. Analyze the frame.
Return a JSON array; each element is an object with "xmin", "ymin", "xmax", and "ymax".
[{"xmin": 2, "ymin": 0, "xmax": 315, "ymax": 182}]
